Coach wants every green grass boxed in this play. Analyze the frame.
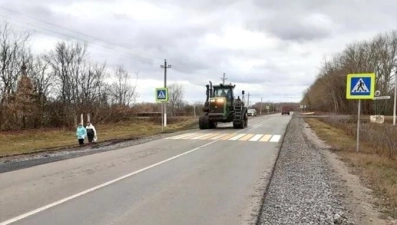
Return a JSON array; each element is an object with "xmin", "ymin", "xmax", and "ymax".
[{"xmin": 0, "ymin": 117, "xmax": 198, "ymax": 157}]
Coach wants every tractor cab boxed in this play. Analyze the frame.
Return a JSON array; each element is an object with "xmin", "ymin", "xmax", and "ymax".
[{"xmin": 211, "ymin": 84, "xmax": 235, "ymax": 106}]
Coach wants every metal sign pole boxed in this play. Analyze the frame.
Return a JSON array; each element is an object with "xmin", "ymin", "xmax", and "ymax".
[
  {"xmin": 393, "ymin": 73, "xmax": 397, "ymax": 126},
  {"xmin": 356, "ymin": 99, "xmax": 361, "ymax": 152},
  {"xmin": 161, "ymin": 103, "xmax": 164, "ymax": 132}
]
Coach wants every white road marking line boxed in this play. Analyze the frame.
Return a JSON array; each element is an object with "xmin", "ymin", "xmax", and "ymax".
[
  {"xmin": 249, "ymin": 134, "xmax": 263, "ymax": 141},
  {"xmin": 269, "ymin": 135, "xmax": 281, "ymax": 142},
  {"xmin": 0, "ymin": 126, "xmax": 252, "ymax": 225},
  {"xmin": 229, "ymin": 133, "xmax": 246, "ymax": 140}
]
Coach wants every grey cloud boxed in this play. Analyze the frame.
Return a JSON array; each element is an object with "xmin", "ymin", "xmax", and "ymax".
[
  {"xmin": 248, "ymin": 0, "xmax": 397, "ymax": 41},
  {"xmin": 2, "ymin": 0, "xmax": 397, "ymax": 103}
]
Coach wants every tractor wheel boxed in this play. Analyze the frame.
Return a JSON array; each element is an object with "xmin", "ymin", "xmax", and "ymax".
[
  {"xmin": 199, "ymin": 116, "xmax": 210, "ymax": 129},
  {"xmin": 209, "ymin": 121, "xmax": 217, "ymax": 129},
  {"xmin": 243, "ymin": 113, "xmax": 248, "ymax": 128}
]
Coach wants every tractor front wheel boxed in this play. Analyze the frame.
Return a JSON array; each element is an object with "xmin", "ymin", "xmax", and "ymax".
[
  {"xmin": 209, "ymin": 121, "xmax": 217, "ymax": 129},
  {"xmin": 199, "ymin": 115, "xmax": 210, "ymax": 129}
]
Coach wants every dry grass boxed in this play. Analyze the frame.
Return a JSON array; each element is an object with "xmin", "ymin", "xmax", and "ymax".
[
  {"xmin": 305, "ymin": 118, "xmax": 397, "ymax": 218},
  {"xmin": 0, "ymin": 117, "xmax": 198, "ymax": 158}
]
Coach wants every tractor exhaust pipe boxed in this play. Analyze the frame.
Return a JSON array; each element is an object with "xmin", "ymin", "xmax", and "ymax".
[
  {"xmin": 205, "ymin": 84, "xmax": 209, "ymax": 103},
  {"xmin": 209, "ymin": 81, "xmax": 213, "ymax": 97}
]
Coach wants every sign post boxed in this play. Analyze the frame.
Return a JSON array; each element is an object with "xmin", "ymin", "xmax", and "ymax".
[
  {"xmin": 393, "ymin": 72, "xmax": 397, "ymax": 126},
  {"xmin": 266, "ymin": 105, "xmax": 269, "ymax": 114},
  {"xmin": 155, "ymin": 87, "xmax": 169, "ymax": 132},
  {"xmin": 346, "ymin": 73, "xmax": 375, "ymax": 152}
]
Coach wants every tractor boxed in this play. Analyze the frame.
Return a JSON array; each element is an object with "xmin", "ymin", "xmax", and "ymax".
[{"xmin": 199, "ymin": 81, "xmax": 248, "ymax": 129}]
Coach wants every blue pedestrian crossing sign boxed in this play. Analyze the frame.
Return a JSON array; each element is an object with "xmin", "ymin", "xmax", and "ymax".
[
  {"xmin": 155, "ymin": 87, "xmax": 168, "ymax": 102},
  {"xmin": 346, "ymin": 73, "xmax": 375, "ymax": 99}
]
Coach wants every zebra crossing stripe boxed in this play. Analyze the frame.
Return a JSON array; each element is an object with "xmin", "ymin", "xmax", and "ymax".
[
  {"xmin": 249, "ymin": 134, "xmax": 263, "ymax": 141},
  {"xmin": 229, "ymin": 133, "xmax": 246, "ymax": 140},
  {"xmin": 192, "ymin": 133, "xmax": 215, "ymax": 139},
  {"xmin": 165, "ymin": 132, "xmax": 281, "ymax": 142},
  {"xmin": 167, "ymin": 133, "xmax": 198, "ymax": 139},
  {"xmin": 220, "ymin": 133, "xmax": 238, "ymax": 140},
  {"xmin": 210, "ymin": 133, "xmax": 229, "ymax": 140},
  {"xmin": 269, "ymin": 135, "xmax": 281, "ymax": 142},
  {"xmin": 197, "ymin": 133, "xmax": 219, "ymax": 140},
  {"xmin": 238, "ymin": 134, "xmax": 255, "ymax": 141},
  {"xmin": 259, "ymin": 135, "xmax": 272, "ymax": 142}
]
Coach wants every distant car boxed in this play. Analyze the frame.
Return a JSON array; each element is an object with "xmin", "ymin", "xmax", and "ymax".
[{"xmin": 247, "ymin": 109, "xmax": 257, "ymax": 116}]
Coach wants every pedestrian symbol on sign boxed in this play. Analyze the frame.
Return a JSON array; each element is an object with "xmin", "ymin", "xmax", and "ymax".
[
  {"xmin": 352, "ymin": 78, "xmax": 369, "ymax": 93},
  {"xmin": 158, "ymin": 90, "xmax": 166, "ymax": 99}
]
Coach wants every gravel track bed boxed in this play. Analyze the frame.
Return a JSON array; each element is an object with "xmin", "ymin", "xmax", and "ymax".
[{"xmin": 259, "ymin": 117, "xmax": 354, "ymax": 225}]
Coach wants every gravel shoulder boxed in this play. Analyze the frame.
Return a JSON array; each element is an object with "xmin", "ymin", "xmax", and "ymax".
[{"xmin": 258, "ymin": 116, "xmax": 385, "ymax": 225}]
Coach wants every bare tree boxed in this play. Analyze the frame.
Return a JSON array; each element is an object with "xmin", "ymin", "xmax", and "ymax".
[
  {"xmin": 168, "ymin": 83, "xmax": 184, "ymax": 116},
  {"xmin": 110, "ymin": 65, "xmax": 138, "ymax": 106},
  {"xmin": 0, "ymin": 22, "xmax": 31, "ymax": 129},
  {"xmin": 43, "ymin": 41, "xmax": 88, "ymax": 127}
]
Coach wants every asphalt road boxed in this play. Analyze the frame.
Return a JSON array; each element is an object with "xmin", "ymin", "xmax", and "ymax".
[{"xmin": 0, "ymin": 113, "xmax": 292, "ymax": 225}]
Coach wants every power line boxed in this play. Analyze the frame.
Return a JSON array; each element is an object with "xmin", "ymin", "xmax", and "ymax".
[
  {"xmin": 0, "ymin": 12, "xmax": 160, "ymax": 64},
  {"xmin": 0, "ymin": 6, "xmax": 122, "ymax": 48}
]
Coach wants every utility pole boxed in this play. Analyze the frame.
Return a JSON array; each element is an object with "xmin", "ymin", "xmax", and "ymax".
[
  {"xmin": 260, "ymin": 97, "xmax": 263, "ymax": 115},
  {"xmin": 160, "ymin": 59, "xmax": 171, "ymax": 127},
  {"xmin": 221, "ymin": 73, "xmax": 227, "ymax": 84}
]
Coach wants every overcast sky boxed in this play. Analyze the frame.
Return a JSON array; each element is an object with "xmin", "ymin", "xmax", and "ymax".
[{"xmin": 1, "ymin": 0, "xmax": 396, "ymax": 104}]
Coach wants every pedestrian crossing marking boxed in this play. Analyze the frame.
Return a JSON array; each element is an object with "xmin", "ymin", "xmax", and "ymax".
[
  {"xmin": 192, "ymin": 133, "xmax": 214, "ymax": 139},
  {"xmin": 269, "ymin": 135, "xmax": 281, "ymax": 142},
  {"xmin": 229, "ymin": 133, "xmax": 246, "ymax": 140},
  {"xmin": 249, "ymin": 134, "xmax": 263, "ymax": 141},
  {"xmin": 220, "ymin": 133, "xmax": 238, "ymax": 140},
  {"xmin": 210, "ymin": 133, "xmax": 229, "ymax": 140},
  {"xmin": 168, "ymin": 133, "xmax": 198, "ymax": 139},
  {"xmin": 239, "ymin": 134, "xmax": 255, "ymax": 141},
  {"xmin": 259, "ymin": 134, "xmax": 272, "ymax": 142},
  {"xmin": 197, "ymin": 133, "xmax": 219, "ymax": 140},
  {"xmin": 165, "ymin": 133, "xmax": 281, "ymax": 142}
]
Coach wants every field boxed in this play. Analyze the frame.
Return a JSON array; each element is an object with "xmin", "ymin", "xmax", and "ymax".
[
  {"xmin": 305, "ymin": 115, "xmax": 397, "ymax": 218},
  {"xmin": 0, "ymin": 116, "xmax": 198, "ymax": 158}
]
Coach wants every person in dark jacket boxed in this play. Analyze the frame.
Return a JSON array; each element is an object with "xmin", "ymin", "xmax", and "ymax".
[{"xmin": 85, "ymin": 122, "xmax": 97, "ymax": 143}]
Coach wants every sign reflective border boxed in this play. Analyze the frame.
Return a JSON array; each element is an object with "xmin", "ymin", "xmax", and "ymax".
[{"xmin": 346, "ymin": 73, "xmax": 375, "ymax": 100}]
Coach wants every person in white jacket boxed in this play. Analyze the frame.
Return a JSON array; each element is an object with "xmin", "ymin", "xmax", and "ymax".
[{"xmin": 85, "ymin": 122, "xmax": 97, "ymax": 143}]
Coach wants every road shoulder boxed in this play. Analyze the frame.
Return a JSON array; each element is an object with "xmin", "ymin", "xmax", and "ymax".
[{"xmin": 303, "ymin": 119, "xmax": 389, "ymax": 225}]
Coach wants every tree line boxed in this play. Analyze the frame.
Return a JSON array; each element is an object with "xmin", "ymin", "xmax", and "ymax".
[
  {"xmin": 0, "ymin": 23, "xmax": 140, "ymax": 130},
  {"xmin": 301, "ymin": 30, "xmax": 397, "ymax": 115},
  {"xmin": 0, "ymin": 22, "xmax": 201, "ymax": 130}
]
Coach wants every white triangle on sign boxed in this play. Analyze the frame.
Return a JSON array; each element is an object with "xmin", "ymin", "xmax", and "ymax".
[
  {"xmin": 352, "ymin": 78, "xmax": 369, "ymax": 93},
  {"xmin": 158, "ymin": 91, "xmax": 166, "ymax": 98}
]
